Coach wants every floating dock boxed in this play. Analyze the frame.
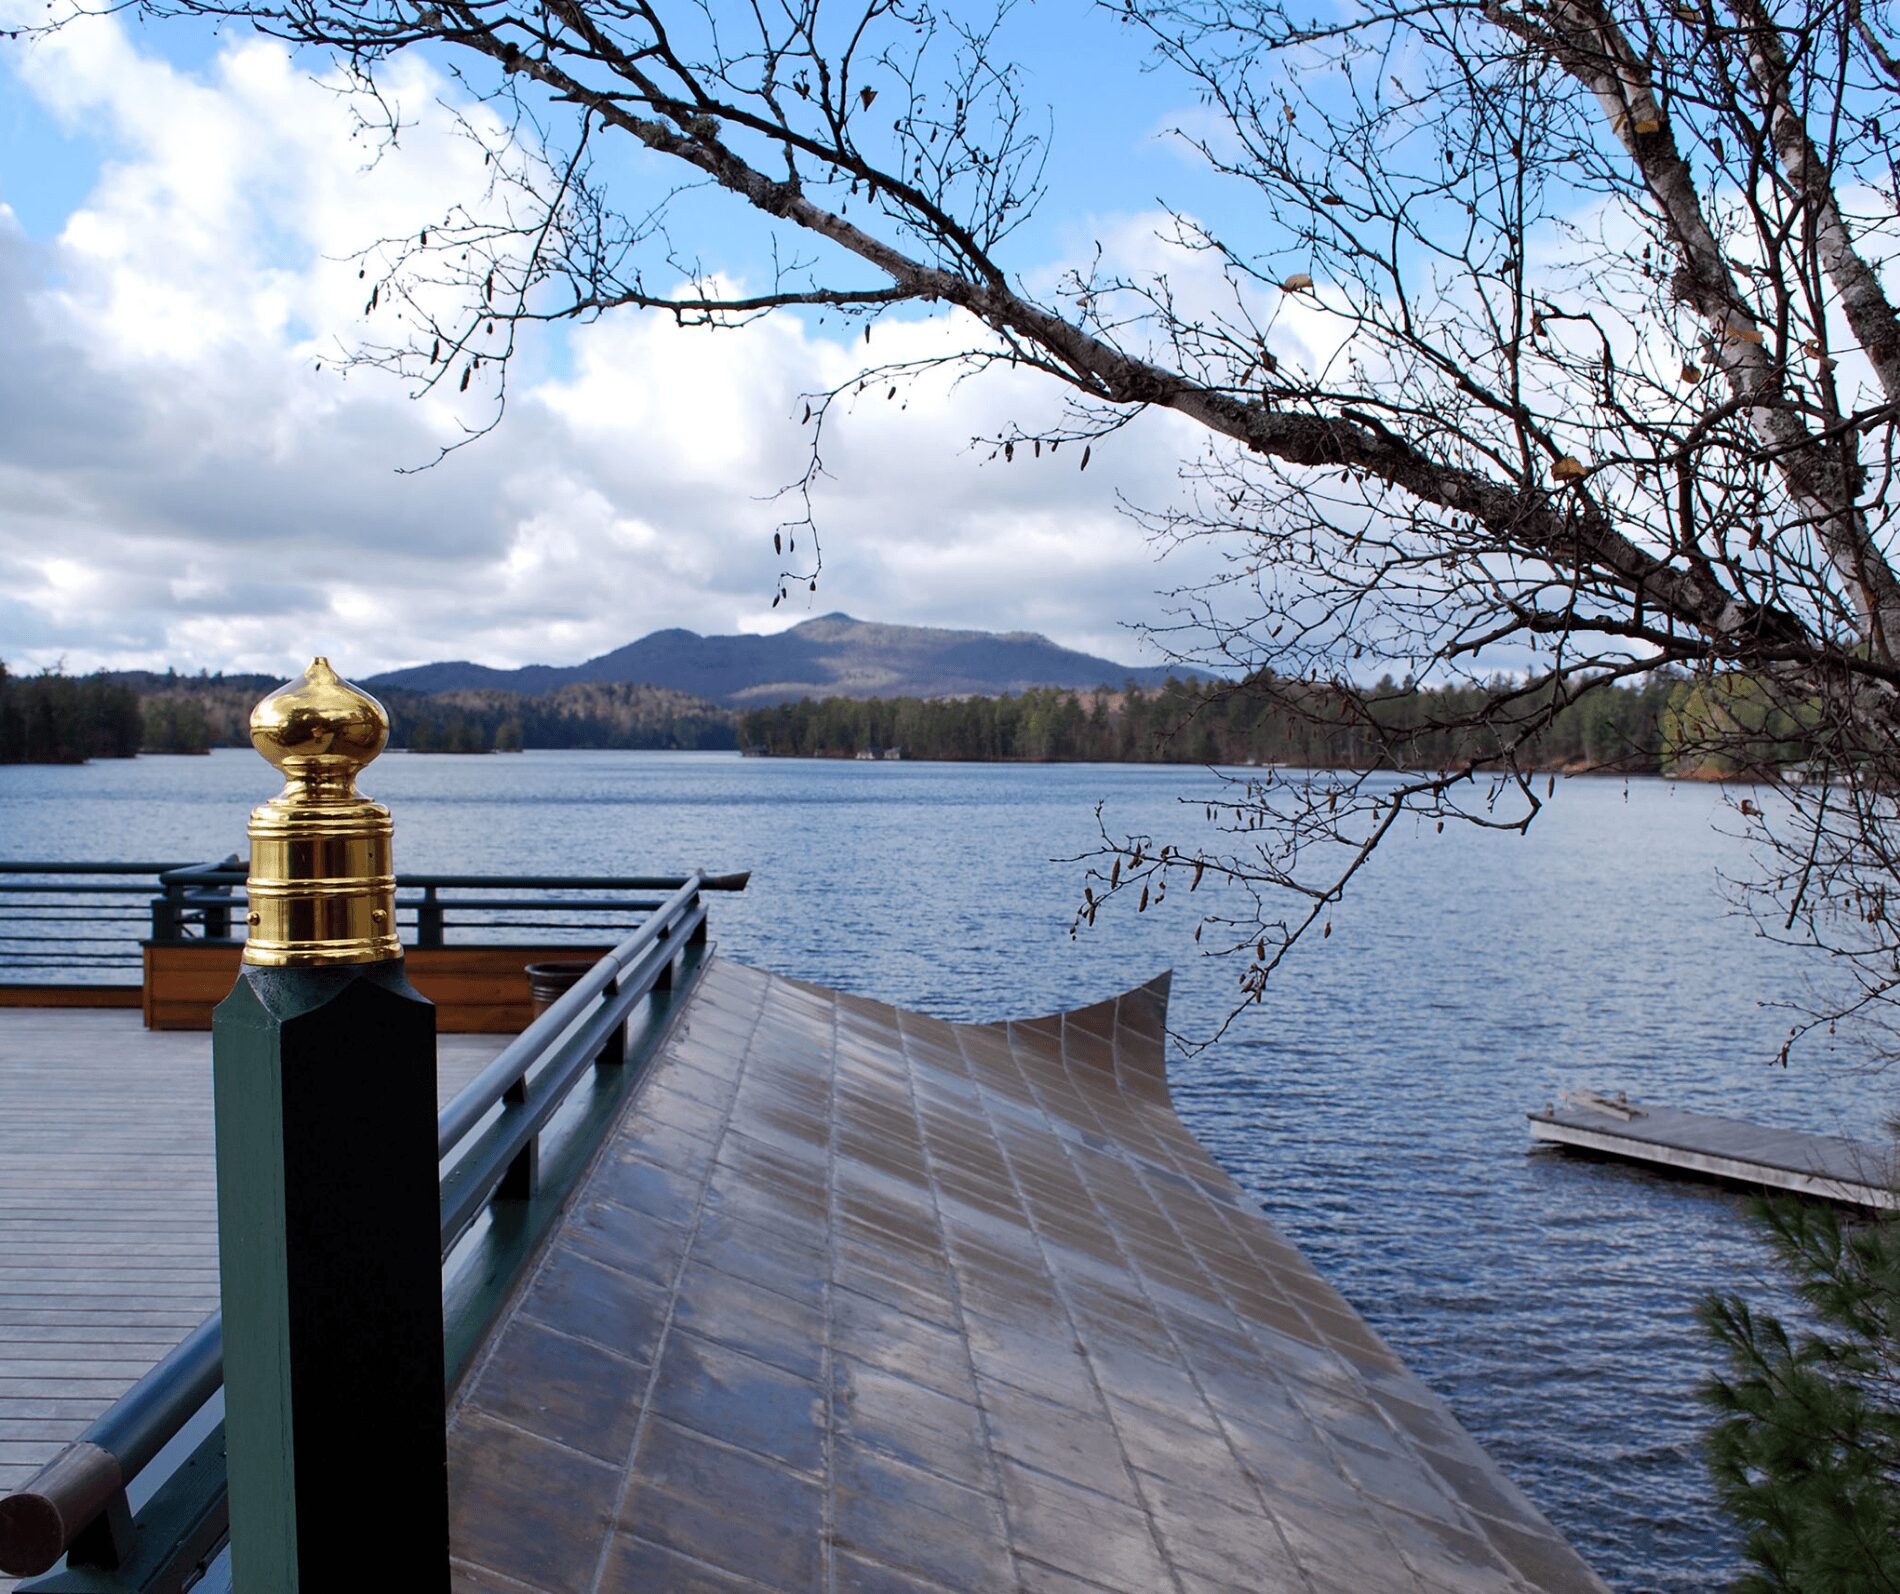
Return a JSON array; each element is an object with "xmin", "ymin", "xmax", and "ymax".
[{"xmin": 1529, "ymin": 1089, "xmax": 1897, "ymax": 1210}]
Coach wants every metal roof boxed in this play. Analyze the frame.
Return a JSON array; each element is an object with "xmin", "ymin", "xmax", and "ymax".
[{"xmin": 446, "ymin": 958, "xmax": 1606, "ymax": 1593}]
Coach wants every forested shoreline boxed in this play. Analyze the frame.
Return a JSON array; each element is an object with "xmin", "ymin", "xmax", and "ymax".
[
  {"xmin": 0, "ymin": 666, "xmax": 144, "ymax": 764},
  {"xmin": 739, "ymin": 672, "xmax": 1800, "ymax": 777},
  {"xmin": 4, "ymin": 670, "xmax": 741, "ymax": 759},
  {"xmin": 390, "ymin": 682, "xmax": 736, "ymax": 753},
  {"xmin": 4, "ymin": 663, "xmax": 1809, "ymax": 776}
]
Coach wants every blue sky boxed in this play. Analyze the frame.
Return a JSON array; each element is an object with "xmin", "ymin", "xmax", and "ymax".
[
  {"xmin": 3, "ymin": 6, "xmax": 1226, "ymax": 263},
  {"xmin": 0, "ymin": 2, "xmax": 1288, "ymax": 678}
]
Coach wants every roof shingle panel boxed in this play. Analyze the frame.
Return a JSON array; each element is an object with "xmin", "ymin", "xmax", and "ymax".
[{"xmin": 447, "ymin": 959, "xmax": 1606, "ymax": 1594}]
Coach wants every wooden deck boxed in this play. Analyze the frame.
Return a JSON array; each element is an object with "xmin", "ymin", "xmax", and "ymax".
[
  {"xmin": 0, "ymin": 1005, "xmax": 509, "ymax": 1557},
  {"xmin": 1529, "ymin": 1089, "xmax": 1898, "ymax": 1208}
]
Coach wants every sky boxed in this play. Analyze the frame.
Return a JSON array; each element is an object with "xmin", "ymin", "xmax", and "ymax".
[{"xmin": 0, "ymin": 2, "xmax": 1272, "ymax": 679}]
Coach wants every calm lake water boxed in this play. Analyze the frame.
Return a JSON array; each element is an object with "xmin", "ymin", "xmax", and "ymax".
[{"xmin": 2, "ymin": 748, "xmax": 1886, "ymax": 1591}]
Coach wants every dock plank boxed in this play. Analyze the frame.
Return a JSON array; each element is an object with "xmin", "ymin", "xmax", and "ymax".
[
  {"xmin": 1529, "ymin": 1091, "xmax": 1897, "ymax": 1207},
  {"xmin": 0, "ymin": 1005, "xmax": 508, "ymax": 1591}
]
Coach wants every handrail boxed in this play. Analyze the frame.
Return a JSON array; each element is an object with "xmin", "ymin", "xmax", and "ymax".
[
  {"xmin": 0, "ymin": 860, "xmax": 749, "ymax": 980},
  {"xmin": 149, "ymin": 866, "xmax": 749, "ymax": 948},
  {"xmin": 0, "ymin": 866, "xmax": 194, "ymax": 984},
  {"xmin": 169, "ymin": 893, "xmax": 667, "ymax": 913},
  {"xmin": 0, "ymin": 863, "xmax": 196, "ymax": 875},
  {"xmin": 86, "ymin": 1318, "xmax": 225, "ymax": 1483},
  {"xmin": 0, "ymin": 1319, "xmax": 224, "ymax": 1577},
  {"xmin": 0, "ymin": 867, "xmax": 739, "ymax": 1584},
  {"xmin": 153, "ymin": 866, "xmax": 753, "ymax": 890},
  {"xmin": 435, "ymin": 874, "xmax": 705, "ymax": 1157}
]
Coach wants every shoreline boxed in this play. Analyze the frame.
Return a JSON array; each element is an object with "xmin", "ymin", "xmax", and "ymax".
[{"xmin": 2, "ymin": 746, "xmax": 1763, "ymax": 781}]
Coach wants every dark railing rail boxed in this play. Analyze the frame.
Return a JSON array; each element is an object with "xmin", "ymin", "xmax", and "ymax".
[
  {"xmin": 0, "ymin": 868, "xmax": 744, "ymax": 1589},
  {"xmin": 0, "ymin": 864, "xmax": 195, "ymax": 983},
  {"xmin": 0, "ymin": 860, "xmax": 750, "ymax": 982},
  {"xmin": 149, "ymin": 866, "xmax": 749, "ymax": 950}
]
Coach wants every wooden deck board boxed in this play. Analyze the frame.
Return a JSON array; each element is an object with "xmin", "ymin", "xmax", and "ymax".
[
  {"xmin": 1529, "ymin": 1091, "xmax": 1898, "ymax": 1207},
  {"xmin": 0, "ymin": 1004, "xmax": 509, "ymax": 1588}
]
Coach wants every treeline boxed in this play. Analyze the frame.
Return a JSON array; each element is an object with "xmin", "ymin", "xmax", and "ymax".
[
  {"xmin": 738, "ymin": 672, "xmax": 1766, "ymax": 773},
  {"xmin": 111, "ymin": 671, "xmax": 276, "ymax": 755},
  {"xmin": 388, "ymin": 683, "xmax": 737, "ymax": 752},
  {"xmin": 142, "ymin": 696, "xmax": 218, "ymax": 754},
  {"xmin": 0, "ymin": 665, "xmax": 144, "ymax": 764},
  {"xmin": 120, "ymin": 673, "xmax": 737, "ymax": 754},
  {"xmin": 3, "ymin": 668, "xmax": 741, "ymax": 761},
  {"xmin": 4, "ymin": 661, "xmax": 1817, "ymax": 773}
]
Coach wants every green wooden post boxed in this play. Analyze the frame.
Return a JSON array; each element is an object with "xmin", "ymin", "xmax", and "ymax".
[{"xmin": 213, "ymin": 659, "xmax": 449, "ymax": 1592}]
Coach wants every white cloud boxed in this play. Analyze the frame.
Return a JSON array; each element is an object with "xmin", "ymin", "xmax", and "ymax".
[{"xmin": 0, "ymin": 19, "xmax": 1214, "ymax": 681}]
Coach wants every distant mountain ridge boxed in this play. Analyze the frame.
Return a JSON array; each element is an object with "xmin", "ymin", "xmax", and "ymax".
[{"xmin": 365, "ymin": 614, "xmax": 1201, "ymax": 707}]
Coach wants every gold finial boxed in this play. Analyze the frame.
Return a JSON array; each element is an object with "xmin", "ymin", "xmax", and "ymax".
[
  {"xmin": 249, "ymin": 656, "xmax": 389, "ymax": 796},
  {"xmin": 242, "ymin": 658, "xmax": 400, "ymax": 967}
]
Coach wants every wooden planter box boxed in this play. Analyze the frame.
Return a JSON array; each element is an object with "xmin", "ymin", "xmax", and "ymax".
[{"xmin": 142, "ymin": 943, "xmax": 613, "ymax": 1032}]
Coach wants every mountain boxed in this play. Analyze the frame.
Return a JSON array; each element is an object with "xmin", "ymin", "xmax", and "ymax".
[{"xmin": 365, "ymin": 615, "xmax": 1203, "ymax": 707}]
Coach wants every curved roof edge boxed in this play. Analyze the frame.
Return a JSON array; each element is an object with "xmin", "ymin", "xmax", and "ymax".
[{"xmin": 985, "ymin": 968, "xmax": 1174, "ymax": 1109}]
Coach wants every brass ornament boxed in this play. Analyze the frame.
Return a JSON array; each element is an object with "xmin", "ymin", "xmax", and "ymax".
[{"xmin": 243, "ymin": 657, "xmax": 400, "ymax": 967}]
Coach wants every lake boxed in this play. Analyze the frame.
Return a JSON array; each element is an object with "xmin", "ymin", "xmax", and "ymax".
[{"xmin": 1, "ymin": 748, "xmax": 1883, "ymax": 1591}]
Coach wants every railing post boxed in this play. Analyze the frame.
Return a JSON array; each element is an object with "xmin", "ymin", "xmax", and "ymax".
[
  {"xmin": 150, "ymin": 877, "xmax": 185, "ymax": 943},
  {"xmin": 200, "ymin": 853, "xmax": 241, "ymax": 942},
  {"xmin": 598, "ymin": 970, "xmax": 629, "ymax": 1067},
  {"xmin": 499, "ymin": 1073, "xmax": 539, "ymax": 1198},
  {"xmin": 212, "ymin": 659, "xmax": 449, "ymax": 1593},
  {"xmin": 417, "ymin": 884, "xmax": 445, "ymax": 949},
  {"xmin": 651, "ymin": 924, "xmax": 676, "ymax": 994}
]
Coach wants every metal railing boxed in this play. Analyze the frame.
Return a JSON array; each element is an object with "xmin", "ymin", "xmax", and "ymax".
[
  {"xmin": 0, "ymin": 864, "xmax": 195, "ymax": 984},
  {"xmin": 0, "ymin": 869, "xmax": 743, "ymax": 1590},
  {"xmin": 0, "ymin": 860, "xmax": 748, "ymax": 984},
  {"xmin": 151, "ymin": 864, "xmax": 745, "ymax": 950}
]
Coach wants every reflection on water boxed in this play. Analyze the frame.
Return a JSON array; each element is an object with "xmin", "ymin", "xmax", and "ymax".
[{"xmin": 2, "ymin": 749, "xmax": 1883, "ymax": 1590}]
